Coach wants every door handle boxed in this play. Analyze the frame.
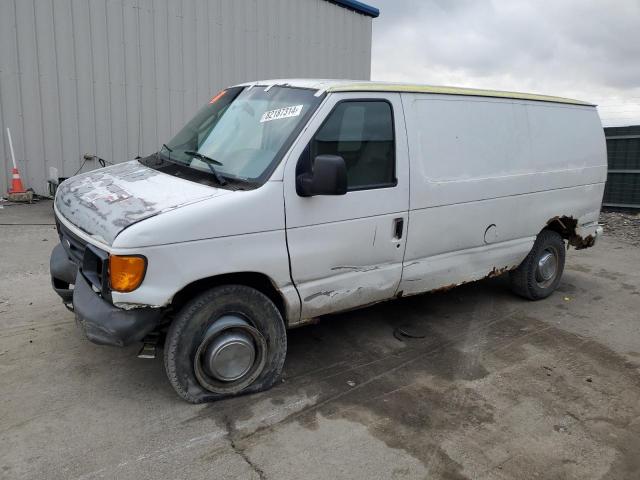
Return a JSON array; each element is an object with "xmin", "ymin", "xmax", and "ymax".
[{"xmin": 393, "ymin": 218, "xmax": 404, "ymax": 240}]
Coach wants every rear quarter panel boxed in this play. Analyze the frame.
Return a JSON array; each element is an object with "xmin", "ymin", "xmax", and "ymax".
[{"xmin": 399, "ymin": 93, "xmax": 606, "ymax": 294}]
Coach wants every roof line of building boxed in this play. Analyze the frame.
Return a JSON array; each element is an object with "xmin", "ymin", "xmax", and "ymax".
[{"xmin": 327, "ymin": 0, "xmax": 380, "ymax": 18}]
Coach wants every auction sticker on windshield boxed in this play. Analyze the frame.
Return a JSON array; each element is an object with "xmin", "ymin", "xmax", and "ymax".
[{"xmin": 260, "ymin": 105, "xmax": 303, "ymax": 123}]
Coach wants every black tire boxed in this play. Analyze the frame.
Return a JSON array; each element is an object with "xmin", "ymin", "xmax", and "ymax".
[
  {"xmin": 164, "ymin": 285, "xmax": 287, "ymax": 404},
  {"xmin": 509, "ymin": 229, "xmax": 566, "ymax": 300}
]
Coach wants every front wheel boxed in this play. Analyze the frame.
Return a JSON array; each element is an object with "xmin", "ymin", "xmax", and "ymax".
[
  {"xmin": 164, "ymin": 285, "xmax": 287, "ymax": 403},
  {"xmin": 509, "ymin": 230, "xmax": 566, "ymax": 300}
]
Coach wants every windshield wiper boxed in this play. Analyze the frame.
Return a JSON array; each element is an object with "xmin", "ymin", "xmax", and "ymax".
[
  {"xmin": 184, "ymin": 150, "xmax": 227, "ymax": 186},
  {"xmin": 184, "ymin": 150, "xmax": 223, "ymax": 165}
]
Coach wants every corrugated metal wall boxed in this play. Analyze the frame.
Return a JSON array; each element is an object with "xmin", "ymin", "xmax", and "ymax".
[
  {"xmin": 603, "ymin": 125, "xmax": 640, "ymax": 209},
  {"xmin": 0, "ymin": 0, "xmax": 372, "ymax": 195}
]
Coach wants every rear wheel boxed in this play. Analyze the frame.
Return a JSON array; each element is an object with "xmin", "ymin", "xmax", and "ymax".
[
  {"xmin": 509, "ymin": 230, "xmax": 566, "ymax": 300},
  {"xmin": 164, "ymin": 285, "xmax": 287, "ymax": 403}
]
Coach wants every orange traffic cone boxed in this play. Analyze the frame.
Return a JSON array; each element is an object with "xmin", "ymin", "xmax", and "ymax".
[
  {"xmin": 9, "ymin": 167, "xmax": 26, "ymax": 193},
  {"xmin": 6, "ymin": 127, "xmax": 32, "ymax": 201}
]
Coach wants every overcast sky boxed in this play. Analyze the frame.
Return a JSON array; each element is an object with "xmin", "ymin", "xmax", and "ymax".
[{"xmin": 370, "ymin": 0, "xmax": 640, "ymax": 127}]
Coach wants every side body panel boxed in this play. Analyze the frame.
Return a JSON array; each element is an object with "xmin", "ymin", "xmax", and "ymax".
[
  {"xmin": 57, "ymin": 180, "xmax": 300, "ymax": 322},
  {"xmin": 111, "ymin": 229, "xmax": 298, "ymax": 320},
  {"xmin": 283, "ymin": 92, "xmax": 410, "ymax": 323},
  {"xmin": 400, "ymin": 94, "xmax": 607, "ymax": 295}
]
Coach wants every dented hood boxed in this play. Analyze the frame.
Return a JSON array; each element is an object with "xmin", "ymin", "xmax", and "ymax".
[{"xmin": 55, "ymin": 160, "xmax": 228, "ymax": 245}]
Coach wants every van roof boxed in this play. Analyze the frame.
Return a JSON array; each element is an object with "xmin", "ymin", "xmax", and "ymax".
[{"xmin": 236, "ymin": 79, "xmax": 594, "ymax": 107}]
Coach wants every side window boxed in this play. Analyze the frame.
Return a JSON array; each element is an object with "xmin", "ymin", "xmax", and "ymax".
[{"xmin": 311, "ymin": 100, "xmax": 395, "ymax": 190}]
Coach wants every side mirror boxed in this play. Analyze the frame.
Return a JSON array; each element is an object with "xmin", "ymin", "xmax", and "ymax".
[{"xmin": 296, "ymin": 155, "xmax": 347, "ymax": 197}]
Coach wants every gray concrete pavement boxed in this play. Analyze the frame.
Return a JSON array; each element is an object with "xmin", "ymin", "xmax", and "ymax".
[{"xmin": 1, "ymin": 200, "xmax": 639, "ymax": 479}]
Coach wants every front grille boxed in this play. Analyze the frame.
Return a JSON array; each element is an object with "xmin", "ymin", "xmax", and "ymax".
[
  {"xmin": 55, "ymin": 216, "xmax": 109, "ymax": 296},
  {"xmin": 56, "ymin": 218, "xmax": 88, "ymax": 266}
]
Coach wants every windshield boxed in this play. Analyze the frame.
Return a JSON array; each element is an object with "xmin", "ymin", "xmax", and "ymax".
[{"xmin": 151, "ymin": 85, "xmax": 322, "ymax": 185}]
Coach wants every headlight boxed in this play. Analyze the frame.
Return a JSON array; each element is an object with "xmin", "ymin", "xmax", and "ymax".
[{"xmin": 109, "ymin": 255, "xmax": 147, "ymax": 292}]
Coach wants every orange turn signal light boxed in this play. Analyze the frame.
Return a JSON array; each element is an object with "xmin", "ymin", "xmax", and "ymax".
[{"xmin": 109, "ymin": 255, "xmax": 147, "ymax": 293}]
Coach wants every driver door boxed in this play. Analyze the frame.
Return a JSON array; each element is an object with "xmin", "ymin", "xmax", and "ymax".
[{"xmin": 283, "ymin": 92, "xmax": 410, "ymax": 321}]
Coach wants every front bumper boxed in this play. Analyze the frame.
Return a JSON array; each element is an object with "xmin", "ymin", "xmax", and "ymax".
[{"xmin": 50, "ymin": 243, "xmax": 163, "ymax": 347}]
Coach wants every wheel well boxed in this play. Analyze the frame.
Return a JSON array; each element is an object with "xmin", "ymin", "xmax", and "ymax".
[
  {"xmin": 170, "ymin": 272, "xmax": 287, "ymax": 319},
  {"xmin": 545, "ymin": 216, "xmax": 578, "ymax": 239}
]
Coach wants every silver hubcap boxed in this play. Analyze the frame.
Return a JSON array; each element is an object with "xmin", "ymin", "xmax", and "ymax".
[
  {"xmin": 536, "ymin": 248, "xmax": 558, "ymax": 287},
  {"xmin": 203, "ymin": 331, "xmax": 255, "ymax": 381},
  {"xmin": 193, "ymin": 314, "xmax": 267, "ymax": 394}
]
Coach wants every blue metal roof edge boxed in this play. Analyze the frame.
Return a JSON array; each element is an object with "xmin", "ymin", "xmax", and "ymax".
[{"xmin": 327, "ymin": 0, "xmax": 380, "ymax": 18}]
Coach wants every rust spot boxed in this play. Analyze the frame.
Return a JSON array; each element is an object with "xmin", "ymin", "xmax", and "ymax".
[
  {"xmin": 546, "ymin": 215, "xmax": 596, "ymax": 250},
  {"xmin": 487, "ymin": 266, "xmax": 510, "ymax": 278},
  {"xmin": 569, "ymin": 234, "xmax": 596, "ymax": 250},
  {"xmin": 430, "ymin": 283, "xmax": 461, "ymax": 294},
  {"xmin": 428, "ymin": 265, "xmax": 513, "ymax": 295}
]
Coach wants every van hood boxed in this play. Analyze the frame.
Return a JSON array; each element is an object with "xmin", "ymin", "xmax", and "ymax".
[{"xmin": 55, "ymin": 160, "xmax": 229, "ymax": 246}]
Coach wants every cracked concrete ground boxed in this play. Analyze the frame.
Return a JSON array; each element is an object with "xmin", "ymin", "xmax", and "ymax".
[{"xmin": 1, "ymin": 200, "xmax": 639, "ymax": 480}]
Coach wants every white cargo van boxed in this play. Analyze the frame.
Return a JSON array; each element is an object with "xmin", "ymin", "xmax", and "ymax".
[{"xmin": 50, "ymin": 80, "xmax": 606, "ymax": 403}]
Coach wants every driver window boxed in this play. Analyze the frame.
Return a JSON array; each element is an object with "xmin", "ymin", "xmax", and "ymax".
[{"xmin": 311, "ymin": 100, "xmax": 395, "ymax": 190}]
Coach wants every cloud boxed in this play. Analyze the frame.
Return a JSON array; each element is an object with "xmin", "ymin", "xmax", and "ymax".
[{"xmin": 371, "ymin": 0, "xmax": 640, "ymax": 126}]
